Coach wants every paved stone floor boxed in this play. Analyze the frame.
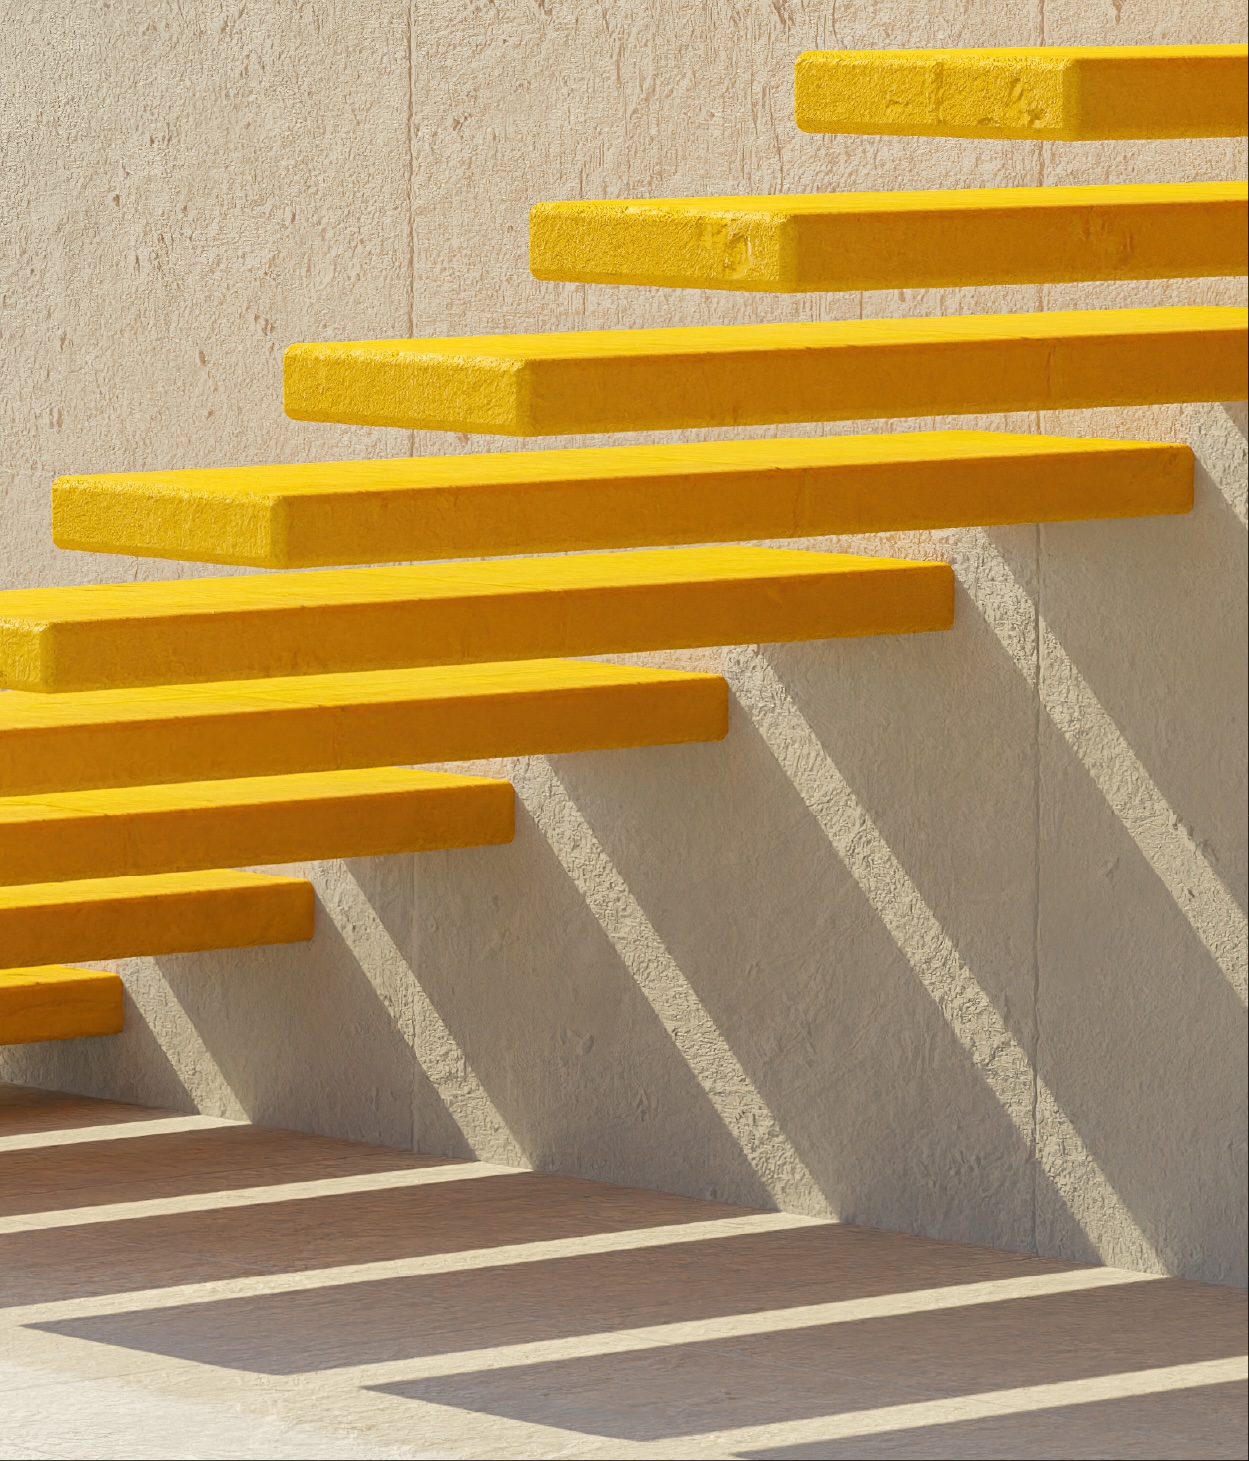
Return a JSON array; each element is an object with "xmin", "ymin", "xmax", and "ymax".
[{"xmin": 0, "ymin": 1083, "xmax": 1245, "ymax": 1460}]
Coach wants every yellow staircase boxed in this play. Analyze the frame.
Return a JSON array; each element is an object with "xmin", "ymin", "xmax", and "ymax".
[
  {"xmin": 0, "ymin": 661, "xmax": 729, "ymax": 793},
  {"xmin": 0, "ymin": 548, "xmax": 953, "ymax": 694},
  {"xmin": 280, "ymin": 309, "xmax": 1245, "ymax": 435},
  {"xmin": 0, "ymin": 871, "xmax": 314, "ymax": 970},
  {"xmin": 793, "ymin": 45, "xmax": 1248, "ymax": 140},
  {"xmin": 2, "ymin": 43, "xmax": 1244, "ymax": 1048},
  {"xmin": 51, "ymin": 432, "xmax": 1193, "ymax": 567},
  {"xmin": 529, "ymin": 183, "xmax": 1246, "ymax": 294}
]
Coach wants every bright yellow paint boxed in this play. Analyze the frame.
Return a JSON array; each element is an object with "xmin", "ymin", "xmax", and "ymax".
[
  {"xmin": 0, "ymin": 660, "xmax": 728, "ymax": 794},
  {"xmin": 52, "ymin": 431, "xmax": 1193, "ymax": 569},
  {"xmin": 0, "ymin": 870, "xmax": 314, "ymax": 969},
  {"xmin": 0, "ymin": 547, "xmax": 953, "ymax": 694},
  {"xmin": 530, "ymin": 183, "xmax": 1248, "ymax": 293},
  {"xmin": 282, "ymin": 307, "xmax": 1247, "ymax": 436},
  {"xmin": 795, "ymin": 46, "xmax": 1249, "ymax": 140},
  {"xmin": 0, "ymin": 767, "xmax": 515, "ymax": 884},
  {"xmin": 0, "ymin": 965, "xmax": 123, "ymax": 1046}
]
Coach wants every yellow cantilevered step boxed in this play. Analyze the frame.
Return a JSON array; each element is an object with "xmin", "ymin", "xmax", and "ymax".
[
  {"xmin": 52, "ymin": 432, "xmax": 1193, "ymax": 570},
  {"xmin": 794, "ymin": 46, "xmax": 1249, "ymax": 140},
  {"xmin": 530, "ymin": 184, "xmax": 1248, "ymax": 293},
  {"xmin": 0, "ymin": 547, "xmax": 953, "ymax": 694},
  {"xmin": 0, "ymin": 871, "xmax": 314, "ymax": 969},
  {"xmin": 0, "ymin": 768, "xmax": 514, "ymax": 885},
  {"xmin": 0, "ymin": 966, "xmax": 123, "ymax": 1045},
  {"xmin": 0, "ymin": 661, "xmax": 728, "ymax": 795},
  {"xmin": 282, "ymin": 308, "xmax": 1246, "ymax": 436}
]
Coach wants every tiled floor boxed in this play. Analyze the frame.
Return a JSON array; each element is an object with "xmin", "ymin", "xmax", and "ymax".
[{"xmin": 0, "ymin": 1083, "xmax": 1244, "ymax": 1460}]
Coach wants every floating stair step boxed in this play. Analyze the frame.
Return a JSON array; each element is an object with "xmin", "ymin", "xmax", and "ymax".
[
  {"xmin": 0, "ymin": 966, "xmax": 124, "ymax": 1045},
  {"xmin": 530, "ymin": 183, "xmax": 1248, "ymax": 293},
  {"xmin": 0, "ymin": 768, "xmax": 514, "ymax": 885},
  {"xmin": 52, "ymin": 432, "xmax": 1193, "ymax": 570},
  {"xmin": 282, "ymin": 307, "xmax": 1246, "ymax": 437},
  {"xmin": 0, "ymin": 547, "xmax": 953, "ymax": 694},
  {"xmin": 794, "ymin": 45, "xmax": 1249, "ymax": 140},
  {"xmin": 0, "ymin": 871, "xmax": 314, "ymax": 969},
  {"xmin": 0, "ymin": 661, "xmax": 729, "ymax": 795}
]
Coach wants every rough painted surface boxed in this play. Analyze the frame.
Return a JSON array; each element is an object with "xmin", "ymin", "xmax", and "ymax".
[
  {"xmin": 49, "ymin": 431, "xmax": 1195, "ymax": 567},
  {"xmin": 0, "ymin": 546, "xmax": 952, "ymax": 693},
  {"xmin": 0, "ymin": 968, "xmax": 124, "ymax": 1046},
  {"xmin": 0, "ymin": 662, "xmax": 729, "ymax": 794},
  {"xmin": 281, "ymin": 308, "xmax": 1248, "ymax": 434},
  {"xmin": 0, "ymin": 871, "xmax": 314, "ymax": 969},
  {"xmin": 795, "ymin": 45, "xmax": 1249, "ymax": 141},
  {"xmin": 0, "ymin": 0, "xmax": 1245, "ymax": 1285},
  {"xmin": 530, "ymin": 182, "xmax": 1249, "ymax": 291},
  {"xmin": 0, "ymin": 769, "xmax": 516, "ymax": 882}
]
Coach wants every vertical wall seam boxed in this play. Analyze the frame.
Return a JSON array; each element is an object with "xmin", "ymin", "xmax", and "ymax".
[
  {"xmin": 1032, "ymin": 521, "xmax": 1043, "ymax": 1254},
  {"xmin": 1032, "ymin": 0, "xmax": 1045, "ymax": 1250},
  {"xmin": 1032, "ymin": 0, "xmax": 1046, "ymax": 1250},
  {"xmin": 405, "ymin": 0, "xmax": 419, "ymax": 1154},
  {"xmin": 406, "ymin": 0, "xmax": 417, "ymax": 459}
]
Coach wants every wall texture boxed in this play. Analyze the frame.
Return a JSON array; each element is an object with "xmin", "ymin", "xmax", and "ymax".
[{"xmin": 1, "ymin": 0, "xmax": 1245, "ymax": 1284}]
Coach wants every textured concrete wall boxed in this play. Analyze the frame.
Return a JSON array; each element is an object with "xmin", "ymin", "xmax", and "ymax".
[{"xmin": 2, "ymin": 1, "xmax": 1245, "ymax": 1284}]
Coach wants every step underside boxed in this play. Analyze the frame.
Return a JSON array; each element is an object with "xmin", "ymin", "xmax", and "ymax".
[
  {"xmin": 529, "ymin": 183, "xmax": 1247, "ymax": 293},
  {"xmin": 0, "ymin": 547, "xmax": 953, "ymax": 693},
  {"xmin": 0, "ymin": 768, "xmax": 514, "ymax": 884},
  {"xmin": 282, "ymin": 307, "xmax": 1247, "ymax": 436},
  {"xmin": 0, "ymin": 966, "xmax": 124, "ymax": 1045},
  {"xmin": 0, "ymin": 660, "xmax": 729, "ymax": 794},
  {"xmin": 794, "ymin": 45, "xmax": 1249, "ymax": 140},
  {"xmin": 52, "ymin": 432, "xmax": 1193, "ymax": 569},
  {"xmin": 0, "ymin": 871, "xmax": 314, "ymax": 969}
]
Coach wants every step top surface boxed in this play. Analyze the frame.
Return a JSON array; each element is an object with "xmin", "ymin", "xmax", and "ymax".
[
  {"xmin": 52, "ymin": 429, "xmax": 1187, "ymax": 501},
  {"xmin": 0, "ymin": 546, "xmax": 931, "ymax": 625},
  {"xmin": 535, "ymin": 181, "xmax": 1247, "ymax": 221},
  {"xmin": 286, "ymin": 306, "xmax": 1243, "ymax": 366},
  {"xmin": 0, "ymin": 869, "xmax": 311, "ymax": 908},
  {"xmin": 0, "ymin": 660, "xmax": 723, "ymax": 729},
  {"xmin": 0, "ymin": 965, "xmax": 120, "ymax": 985},
  {"xmin": 0, "ymin": 766, "xmax": 508, "ymax": 823}
]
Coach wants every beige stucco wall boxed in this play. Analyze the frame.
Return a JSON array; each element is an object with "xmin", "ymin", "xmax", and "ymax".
[{"xmin": 1, "ymin": 1, "xmax": 1245, "ymax": 1284}]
